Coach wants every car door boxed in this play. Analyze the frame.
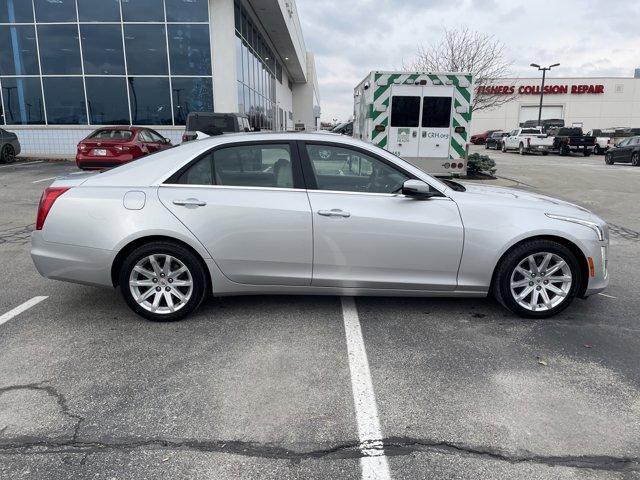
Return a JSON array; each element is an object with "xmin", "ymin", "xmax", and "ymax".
[
  {"xmin": 158, "ymin": 141, "xmax": 312, "ymax": 286},
  {"xmin": 300, "ymin": 141, "xmax": 464, "ymax": 290},
  {"xmin": 612, "ymin": 137, "xmax": 631, "ymax": 162},
  {"xmin": 387, "ymin": 86, "xmax": 421, "ymax": 159},
  {"xmin": 147, "ymin": 129, "xmax": 170, "ymax": 151}
]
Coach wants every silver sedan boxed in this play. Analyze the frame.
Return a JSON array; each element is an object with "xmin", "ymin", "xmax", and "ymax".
[{"xmin": 31, "ymin": 133, "xmax": 609, "ymax": 321}]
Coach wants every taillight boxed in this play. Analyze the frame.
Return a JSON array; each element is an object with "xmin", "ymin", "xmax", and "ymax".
[
  {"xmin": 36, "ymin": 187, "xmax": 70, "ymax": 230},
  {"xmin": 115, "ymin": 145, "xmax": 130, "ymax": 152},
  {"xmin": 458, "ymin": 163, "xmax": 464, "ymax": 169},
  {"xmin": 182, "ymin": 134, "xmax": 189, "ymax": 142},
  {"xmin": 78, "ymin": 143, "xmax": 88, "ymax": 152}
]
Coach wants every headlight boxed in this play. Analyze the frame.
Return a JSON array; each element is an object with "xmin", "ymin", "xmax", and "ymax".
[{"xmin": 545, "ymin": 214, "xmax": 605, "ymax": 241}]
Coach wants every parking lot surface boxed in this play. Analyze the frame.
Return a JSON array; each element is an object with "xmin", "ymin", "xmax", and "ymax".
[{"xmin": 0, "ymin": 154, "xmax": 639, "ymax": 479}]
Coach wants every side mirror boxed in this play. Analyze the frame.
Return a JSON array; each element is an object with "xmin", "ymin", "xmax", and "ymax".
[
  {"xmin": 164, "ymin": 138, "xmax": 171, "ymax": 144},
  {"xmin": 402, "ymin": 180, "xmax": 435, "ymax": 199}
]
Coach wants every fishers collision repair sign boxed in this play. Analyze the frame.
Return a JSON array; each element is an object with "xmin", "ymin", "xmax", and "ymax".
[{"xmin": 477, "ymin": 84, "xmax": 605, "ymax": 95}]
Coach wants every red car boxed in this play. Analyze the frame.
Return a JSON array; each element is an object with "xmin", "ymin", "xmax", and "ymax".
[
  {"xmin": 470, "ymin": 129, "xmax": 499, "ymax": 145},
  {"xmin": 76, "ymin": 127, "xmax": 173, "ymax": 170}
]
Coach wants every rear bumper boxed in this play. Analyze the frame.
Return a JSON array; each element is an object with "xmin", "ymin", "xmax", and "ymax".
[
  {"xmin": 75, "ymin": 153, "xmax": 135, "ymax": 170},
  {"xmin": 31, "ymin": 231, "xmax": 114, "ymax": 288}
]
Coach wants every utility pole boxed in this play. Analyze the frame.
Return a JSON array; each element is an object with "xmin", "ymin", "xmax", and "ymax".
[{"xmin": 530, "ymin": 63, "xmax": 560, "ymax": 127}]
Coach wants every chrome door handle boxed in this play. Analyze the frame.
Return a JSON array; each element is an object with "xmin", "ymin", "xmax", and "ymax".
[
  {"xmin": 318, "ymin": 209, "xmax": 350, "ymax": 218},
  {"xmin": 173, "ymin": 198, "xmax": 207, "ymax": 207}
]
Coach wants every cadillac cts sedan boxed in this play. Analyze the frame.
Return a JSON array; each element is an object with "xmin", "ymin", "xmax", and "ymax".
[{"xmin": 31, "ymin": 133, "xmax": 609, "ymax": 322}]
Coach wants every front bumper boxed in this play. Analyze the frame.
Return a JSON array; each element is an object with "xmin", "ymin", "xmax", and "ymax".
[
  {"xmin": 31, "ymin": 231, "xmax": 114, "ymax": 287},
  {"xmin": 582, "ymin": 238, "xmax": 609, "ymax": 297}
]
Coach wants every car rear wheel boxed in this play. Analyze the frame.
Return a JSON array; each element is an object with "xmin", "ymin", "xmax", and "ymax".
[
  {"xmin": 605, "ymin": 154, "xmax": 614, "ymax": 165},
  {"xmin": 594, "ymin": 145, "xmax": 602, "ymax": 155},
  {"xmin": 119, "ymin": 241, "xmax": 207, "ymax": 322},
  {"xmin": 0, "ymin": 144, "xmax": 16, "ymax": 164},
  {"xmin": 632, "ymin": 153, "xmax": 639, "ymax": 166},
  {"xmin": 519, "ymin": 143, "xmax": 526, "ymax": 155},
  {"xmin": 493, "ymin": 240, "xmax": 581, "ymax": 319},
  {"xmin": 501, "ymin": 143, "xmax": 507, "ymax": 152}
]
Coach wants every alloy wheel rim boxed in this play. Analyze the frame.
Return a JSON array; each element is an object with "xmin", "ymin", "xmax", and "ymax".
[
  {"xmin": 510, "ymin": 252, "xmax": 572, "ymax": 312},
  {"xmin": 2, "ymin": 146, "xmax": 14, "ymax": 163},
  {"xmin": 129, "ymin": 254, "xmax": 193, "ymax": 314}
]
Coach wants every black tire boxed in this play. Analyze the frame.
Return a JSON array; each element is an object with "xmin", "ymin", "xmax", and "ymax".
[
  {"xmin": 0, "ymin": 144, "xmax": 16, "ymax": 164},
  {"xmin": 541, "ymin": 152, "xmax": 549, "ymax": 156},
  {"xmin": 594, "ymin": 145, "xmax": 602, "ymax": 155},
  {"xmin": 519, "ymin": 143, "xmax": 526, "ymax": 155},
  {"xmin": 501, "ymin": 143, "xmax": 507, "ymax": 153},
  {"xmin": 119, "ymin": 241, "xmax": 207, "ymax": 322},
  {"xmin": 492, "ymin": 239, "xmax": 581, "ymax": 319},
  {"xmin": 560, "ymin": 145, "xmax": 570, "ymax": 156},
  {"xmin": 632, "ymin": 153, "xmax": 640, "ymax": 166},
  {"xmin": 583, "ymin": 149, "xmax": 591, "ymax": 157},
  {"xmin": 605, "ymin": 154, "xmax": 614, "ymax": 165}
]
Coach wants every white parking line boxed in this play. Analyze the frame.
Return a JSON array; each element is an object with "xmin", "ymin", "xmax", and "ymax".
[
  {"xmin": 0, "ymin": 160, "xmax": 43, "ymax": 169},
  {"xmin": 341, "ymin": 297, "xmax": 391, "ymax": 480},
  {"xmin": 32, "ymin": 176, "xmax": 57, "ymax": 184},
  {"xmin": 597, "ymin": 292, "xmax": 617, "ymax": 299},
  {"xmin": 0, "ymin": 296, "xmax": 48, "ymax": 326}
]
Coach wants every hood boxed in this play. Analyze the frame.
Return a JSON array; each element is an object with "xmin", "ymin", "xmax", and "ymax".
[{"xmin": 454, "ymin": 182, "xmax": 598, "ymax": 220}]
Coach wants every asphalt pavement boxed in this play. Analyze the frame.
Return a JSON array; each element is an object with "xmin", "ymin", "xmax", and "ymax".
[{"xmin": 0, "ymin": 154, "xmax": 638, "ymax": 479}]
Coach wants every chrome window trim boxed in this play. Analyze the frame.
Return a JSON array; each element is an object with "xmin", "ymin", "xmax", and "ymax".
[{"xmin": 159, "ymin": 183, "xmax": 453, "ymax": 200}]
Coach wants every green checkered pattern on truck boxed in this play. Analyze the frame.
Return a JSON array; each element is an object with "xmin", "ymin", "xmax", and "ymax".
[{"xmin": 370, "ymin": 73, "xmax": 472, "ymax": 159}]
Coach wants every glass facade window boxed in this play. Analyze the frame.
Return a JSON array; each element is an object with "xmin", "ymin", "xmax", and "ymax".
[
  {"xmin": 0, "ymin": 0, "xmax": 34, "ymax": 23},
  {"xmin": 0, "ymin": 0, "xmax": 213, "ymax": 126},
  {"xmin": 121, "ymin": 0, "xmax": 164, "ymax": 22},
  {"xmin": 0, "ymin": 25, "xmax": 39, "ymax": 76},
  {"xmin": 38, "ymin": 24, "xmax": 82, "ymax": 75},
  {"xmin": 168, "ymin": 24, "xmax": 211, "ymax": 76},
  {"xmin": 81, "ymin": 25, "xmax": 125, "ymax": 75},
  {"xmin": 124, "ymin": 24, "xmax": 168, "ymax": 76},
  {"xmin": 34, "ymin": 0, "xmax": 77, "ymax": 23},
  {"xmin": 0, "ymin": 77, "xmax": 45, "ymax": 124},
  {"xmin": 77, "ymin": 0, "xmax": 121, "ymax": 22},
  {"xmin": 166, "ymin": 0, "xmax": 208, "ymax": 22},
  {"xmin": 86, "ymin": 77, "xmax": 129, "ymax": 125},
  {"xmin": 234, "ymin": 2, "xmax": 276, "ymax": 130},
  {"xmin": 128, "ymin": 77, "xmax": 172, "ymax": 125},
  {"xmin": 43, "ymin": 77, "xmax": 87, "ymax": 125}
]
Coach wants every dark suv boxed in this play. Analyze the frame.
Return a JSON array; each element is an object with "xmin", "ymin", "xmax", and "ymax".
[{"xmin": 182, "ymin": 113, "xmax": 251, "ymax": 143}]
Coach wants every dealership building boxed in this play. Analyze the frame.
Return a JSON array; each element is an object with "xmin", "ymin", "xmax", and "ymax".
[
  {"xmin": 472, "ymin": 75, "xmax": 640, "ymax": 134},
  {"xmin": 0, "ymin": 0, "xmax": 320, "ymax": 157}
]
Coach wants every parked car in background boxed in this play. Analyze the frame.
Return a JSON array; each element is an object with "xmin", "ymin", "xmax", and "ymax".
[
  {"xmin": 76, "ymin": 127, "xmax": 172, "ymax": 170},
  {"xmin": 0, "ymin": 128, "xmax": 20, "ymax": 164},
  {"xmin": 549, "ymin": 127, "xmax": 596, "ymax": 157},
  {"xmin": 330, "ymin": 121, "xmax": 353, "ymax": 136},
  {"xmin": 182, "ymin": 112, "xmax": 251, "ymax": 143},
  {"xmin": 605, "ymin": 136, "xmax": 640, "ymax": 166},
  {"xmin": 587, "ymin": 129, "xmax": 613, "ymax": 155},
  {"xmin": 470, "ymin": 130, "xmax": 499, "ymax": 145},
  {"xmin": 502, "ymin": 127, "xmax": 553, "ymax": 155},
  {"xmin": 485, "ymin": 131, "xmax": 509, "ymax": 150},
  {"xmin": 32, "ymin": 132, "xmax": 609, "ymax": 322}
]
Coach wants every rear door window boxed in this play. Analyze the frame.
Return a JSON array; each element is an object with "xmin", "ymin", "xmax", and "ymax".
[
  {"xmin": 390, "ymin": 96, "xmax": 420, "ymax": 127},
  {"xmin": 422, "ymin": 97, "xmax": 452, "ymax": 128}
]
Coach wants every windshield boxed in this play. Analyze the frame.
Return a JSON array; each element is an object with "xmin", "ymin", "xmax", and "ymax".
[{"xmin": 88, "ymin": 129, "xmax": 133, "ymax": 140}]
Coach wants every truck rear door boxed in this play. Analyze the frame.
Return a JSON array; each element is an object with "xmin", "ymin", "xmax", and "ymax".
[
  {"xmin": 419, "ymin": 86, "xmax": 454, "ymax": 159},
  {"xmin": 388, "ymin": 85, "xmax": 421, "ymax": 158}
]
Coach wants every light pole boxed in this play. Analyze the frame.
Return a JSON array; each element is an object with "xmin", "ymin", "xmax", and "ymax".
[{"xmin": 530, "ymin": 63, "xmax": 560, "ymax": 127}]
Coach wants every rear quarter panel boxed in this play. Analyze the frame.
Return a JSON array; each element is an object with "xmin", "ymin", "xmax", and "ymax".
[{"xmin": 42, "ymin": 186, "xmax": 211, "ymax": 261}]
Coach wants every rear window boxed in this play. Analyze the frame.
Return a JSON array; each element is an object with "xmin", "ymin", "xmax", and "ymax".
[
  {"xmin": 186, "ymin": 114, "xmax": 236, "ymax": 134},
  {"xmin": 88, "ymin": 129, "xmax": 133, "ymax": 140},
  {"xmin": 558, "ymin": 128, "xmax": 583, "ymax": 136},
  {"xmin": 521, "ymin": 128, "xmax": 542, "ymax": 135},
  {"xmin": 422, "ymin": 96, "xmax": 452, "ymax": 128},
  {"xmin": 390, "ymin": 96, "xmax": 420, "ymax": 127}
]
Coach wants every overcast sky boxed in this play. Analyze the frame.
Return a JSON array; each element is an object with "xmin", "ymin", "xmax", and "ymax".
[{"xmin": 295, "ymin": 0, "xmax": 640, "ymax": 122}]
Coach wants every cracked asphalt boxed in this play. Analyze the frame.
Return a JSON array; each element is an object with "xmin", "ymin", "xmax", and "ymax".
[{"xmin": 0, "ymin": 153, "xmax": 639, "ymax": 479}]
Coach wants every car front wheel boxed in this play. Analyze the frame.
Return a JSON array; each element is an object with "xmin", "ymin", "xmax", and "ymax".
[
  {"xmin": 119, "ymin": 241, "xmax": 207, "ymax": 322},
  {"xmin": 632, "ymin": 153, "xmax": 639, "ymax": 166},
  {"xmin": 493, "ymin": 240, "xmax": 581, "ymax": 318}
]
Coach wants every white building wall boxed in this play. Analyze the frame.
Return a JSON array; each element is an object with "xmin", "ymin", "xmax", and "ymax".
[
  {"xmin": 292, "ymin": 52, "xmax": 320, "ymax": 130},
  {"xmin": 472, "ymin": 77, "xmax": 640, "ymax": 134},
  {"xmin": 275, "ymin": 69, "xmax": 294, "ymax": 129}
]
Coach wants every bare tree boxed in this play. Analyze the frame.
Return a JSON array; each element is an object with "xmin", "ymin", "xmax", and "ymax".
[{"xmin": 406, "ymin": 27, "xmax": 516, "ymax": 112}]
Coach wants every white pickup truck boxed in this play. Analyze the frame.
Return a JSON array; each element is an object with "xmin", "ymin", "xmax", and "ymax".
[{"xmin": 502, "ymin": 127, "xmax": 554, "ymax": 155}]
